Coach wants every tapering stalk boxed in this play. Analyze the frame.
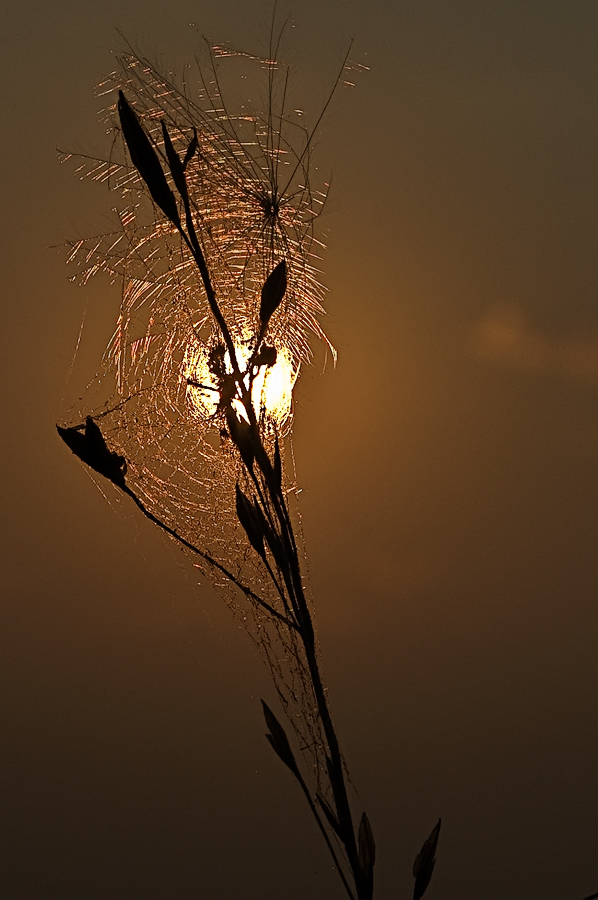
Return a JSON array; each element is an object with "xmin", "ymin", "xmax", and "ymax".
[
  {"xmin": 240, "ymin": 431, "xmax": 371, "ymax": 899},
  {"xmin": 179, "ymin": 175, "xmax": 373, "ymax": 900}
]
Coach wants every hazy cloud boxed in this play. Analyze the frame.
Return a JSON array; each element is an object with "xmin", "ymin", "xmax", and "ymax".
[{"xmin": 470, "ymin": 304, "xmax": 598, "ymax": 380}]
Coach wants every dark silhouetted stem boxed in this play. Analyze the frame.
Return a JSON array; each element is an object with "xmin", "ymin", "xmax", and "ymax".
[
  {"xmin": 252, "ymin": 448, "xmax": 371, "ymax": 900},
  {"xmin": 120, "ymin": 99, "xmax": 373, "ymax": 898},
  {"xmin": 293, "ymin": 765, "xmax": 356, "ymax": 900}
]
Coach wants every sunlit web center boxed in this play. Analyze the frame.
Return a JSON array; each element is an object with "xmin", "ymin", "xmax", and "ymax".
[{"xmin": 186, "ymin": 341, "xmax": 298, "ymax": 426}]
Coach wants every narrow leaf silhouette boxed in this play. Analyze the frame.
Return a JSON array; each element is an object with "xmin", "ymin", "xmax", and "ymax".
[
  {"xmin": 235, "ymin": 485, "xmax": 266, "ymax": 560},
  {"xmin": 182, "ymin": 127, "xmax": 198, "ymax": 169},
  {"xmin": 358, "ymin": 811, "xmax": 376, "ymax": 874},
  {"xmin": 413, "ymin": 819, "xmax": 441, "ymax": 900}
]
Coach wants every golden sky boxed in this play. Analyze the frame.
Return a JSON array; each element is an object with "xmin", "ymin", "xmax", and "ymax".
[{"xmin": 1, "ymin": 1, "xmax": 598, "ymax": 898}]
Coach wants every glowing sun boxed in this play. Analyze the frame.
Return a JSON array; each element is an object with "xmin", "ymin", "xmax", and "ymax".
[{"xmin": 185, "ymin": 341, "xmax": 298, "ymax": 426}]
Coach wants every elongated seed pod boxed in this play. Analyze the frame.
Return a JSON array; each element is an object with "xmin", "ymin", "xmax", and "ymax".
[
  {"xmin": 117, "ymin": 91, "xmax": 180, "ymax": 227},
  {"xmin": 259, "ymin": 259, "xmax": 287, "ymax": 329},
  {"xmin": 413, "ymin": 819, "xmax": 441, "ymax": 900}
]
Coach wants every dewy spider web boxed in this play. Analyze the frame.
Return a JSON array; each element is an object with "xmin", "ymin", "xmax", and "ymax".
[{"xmin": 59, "ymin": 42, "xmax": 363, "ymax": 788}]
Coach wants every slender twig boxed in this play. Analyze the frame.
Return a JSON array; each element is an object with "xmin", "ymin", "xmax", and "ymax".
[
  {"xmin": 120, "ymin": 482, "xmax": 298, "ymax": 631},
  {"xmin": 245, "ymin": 441, "xmax": 369, "ymax": 897},
  {"xmin": 292, "ymin": 767, "xmax": 356, "ymax": 900}
]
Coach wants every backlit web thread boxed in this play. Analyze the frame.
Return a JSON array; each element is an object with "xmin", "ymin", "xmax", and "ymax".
[{"xmin": 61, "ymin": 46, "xmax": 348, "ymax": 785}]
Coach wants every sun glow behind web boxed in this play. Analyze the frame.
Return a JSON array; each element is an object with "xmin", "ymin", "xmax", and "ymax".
[{"xmin": 185, "ymin": 340, "xmax": 299, "ymax": 427}]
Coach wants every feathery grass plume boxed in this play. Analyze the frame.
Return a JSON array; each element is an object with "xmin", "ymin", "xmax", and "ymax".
[{"xmin": 58, "ymin": 28, "xmax": 380, "ymax": 900}]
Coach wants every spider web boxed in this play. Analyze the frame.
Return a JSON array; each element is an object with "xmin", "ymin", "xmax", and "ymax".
[{"xmin": 59, "ymin": 43, "xmax": 358, "ymax": 787}]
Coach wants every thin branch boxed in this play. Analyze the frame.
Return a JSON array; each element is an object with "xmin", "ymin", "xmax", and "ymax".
[
  {"xmin": 120, "ymin": 483, "xmax": 298, "ymax": 631},
  {"xmin": 293, "ymin": 768, "xmax": 356, "ymax": 900}
]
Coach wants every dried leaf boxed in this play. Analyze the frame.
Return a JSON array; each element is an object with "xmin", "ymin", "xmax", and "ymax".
[
  {"xmin": 117, "ymin": 91, "xmax": 180, "ymax": 226},
  {"xmin": 57, "ymin": 417, "xmax": 127, "ymax": 489},
  {"xmin": 259, "ymin": 259, "xmax": 287, "ymax": 328},
  {"xmin": 413, "ymin": 819, "xmax": 441, "ymax": 900}
]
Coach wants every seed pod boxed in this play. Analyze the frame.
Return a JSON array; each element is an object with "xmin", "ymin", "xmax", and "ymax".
[
  {"xmin": 235, "ymin": 485, "xmax": 265, "ymax": 560},
  {"xmin": 235, "ymin": 484, "xmax": 282, "ymax": 572},
  {"xmin": 261, "ymin": 700, "xmax": 299, "ymax": 777},
  {"xmin": 117, "ymin": 91, "xmax": 180, "ymax": 227},
  {"xmin": 182, "ymin": 128, "xmax": 198, "ymax": 170},
  {"xmin": 259, "ymin": 259, "xmax": 287, "ymax": 329},
  {"xmin": 413, "ymin": 819, "xmax": 441, "ymax": 900},
  {"xmin": 261, "ymin": 516, "xmax": 285, "ymax": 571},
  {"xmin": 57, "ymin": 417, "xmax": 127, "ymax": 489}
]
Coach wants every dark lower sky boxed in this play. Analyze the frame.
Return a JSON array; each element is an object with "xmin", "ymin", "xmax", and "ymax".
[{"xmin": 2, "ymin": 2, "xmax": 598, "ymax": 898}]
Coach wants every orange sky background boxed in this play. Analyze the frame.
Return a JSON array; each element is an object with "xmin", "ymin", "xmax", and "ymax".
[{"xmin": 2, "ymin": 2, "xmax": 598, "ymax": 898}]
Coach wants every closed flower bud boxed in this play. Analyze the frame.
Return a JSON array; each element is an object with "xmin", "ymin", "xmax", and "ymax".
[
  {"xmin": 182, "ymin": 127, "xmax": 198, "ymax": 170},
  {"xmin": 261, "ymin": 700, "xmax": 299, "ymax": 777},
  {"xmin": 259, "ymin": 259, "xmax": 287, "ymax": 329}
]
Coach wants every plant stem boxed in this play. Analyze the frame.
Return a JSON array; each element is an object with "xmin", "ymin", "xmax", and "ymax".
[{"xmin": 252, "ymin": 447, "xmax": 372, "ymax": 900}]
